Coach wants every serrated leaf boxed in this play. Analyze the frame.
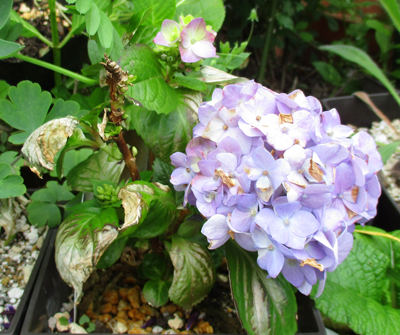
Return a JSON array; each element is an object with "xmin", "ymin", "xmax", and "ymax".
[
  {"xmin": 319, "ymin": 44, "xmax": 400, "ymax": 106},
  {"xmin": 312, "ymin": 280, "xmax": 400, "ymax": 335},
  {"xmin": 225, "ymin": 240, "xmax": 297, "ymax": 335},
  {"xmin": 127, "ymin": 6, "xmax": 154, "ymax": 34},
  {"xmin": 143, "ymin": 279, "xmax": 171, "ymax": 308},
  {"xmin": 133, "ymin": 0, "xmax": 175, "ymax": 26},
  {"xmin": 27, "ymin": 201, "xmax": 61, "ymax": 227},
  {"xmin": 98, "ymin": 11, "xmax": 113, "ymax": 49},
  {"xmin": 152, "ymin": 158, "xmax": 183, "ymax": 204},
  {"xmin": 67, "ymin": 149, "xmax": 125, "ymax": 192},
  {"xmin": 139, "ymin": 170, "xmax": 153, "ymax": 182},
  {"xmin": 120, "ymin": 44, "xmax": 178, "ymax": 115},
  {"xmin": 0, "ymin": 81, "xmax": 52, "ymax": 143},
  {"xmin": 173, "ymin": 75, "xmax": 207, "ymax": 91},
  {"xmin": 86, "ymin": 2, "xmax": 101, "ymax": 36},
  {"xmin": 0, "ymin": 39, "xmax": 23, "ymax": 59},
  {"xmin": 168, "ymin": 236, "xmax": 215, "ymax": 309},
  {"xmin": 21, "ymin": 116, "xmax": 80, "ymax": 177},
  {"xmin": 0, "ymin": 0, "xmax": 12, "ymax": 30},
  {"xmin": 189, "ymin": 65, "xmax": 248, "ymax": 85},
  {"xmin": 96, "ymin": 236, "xmax": 128, "ymax": 269},
  {"xmin": 328, "ymin": 239, "xmax": 390, "ymax": 302},
  {"xmin": 174, "ymin": 0, "xmax": 225, "ymax": 32},
  {"xmin": 44, "ymin": 99, "xmax": 81, "ymax": 122},
  {"xmin": 0, "ymin": 163, "xmax": 26, "ymax": 198},
  {"xmin": 76, "ymin": 0, "xmax": 92, "ymax": 14},
  {"xmin": 127, "ymin": 89, "xmax": 200, "ymax": 162},
  {"xmin": 55, "ymin": 207, "xmax": 119, "ymax": 301}
]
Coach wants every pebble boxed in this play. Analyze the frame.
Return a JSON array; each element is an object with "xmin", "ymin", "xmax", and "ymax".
[
  {"xmin": 8, "ymin": 287, "xmax": 24, "ymax": 299},
  {"xmin": 152, "ymin": 326, "xmax": 163, "ymax": 334},
  {"xmin": 168, "ymin": 313, "xmax": 184, "ymax": 330},
  {"xmin": 0, "ymin": 211, "xmax": 47, "ymax": 331},
  {"xmin": 69, "ymin": 323, "xmax": 88, "ymax": 333}
]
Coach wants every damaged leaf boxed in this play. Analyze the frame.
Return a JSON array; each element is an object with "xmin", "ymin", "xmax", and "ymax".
[
  {"xmin": 168, "ymin": 236, "xmax": 215, "ymax": 309},
  {"xmin": 21, "ymin": 116, "xmax": 79, "ymax": 177},
  {"xmin": 118, "ymin": 181, "xmax": 177, "ymax": 238},
  {"xmin": 55, "ymin": 207, "xmax": 119, "ymax": 302}
]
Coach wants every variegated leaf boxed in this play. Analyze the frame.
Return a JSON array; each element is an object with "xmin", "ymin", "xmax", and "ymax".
[
  {"xmin": 21, "ymin": 116, "xmax": 79, "ymax": 177},
  {"xmin": 67, "ymin": 150, "xmax": 125, "ymax": 192},
  {"xmin": 225, "ymin": 240, "xmax": 297, "ymax": 335},
  {"xmin": 168, "ymin": 237, "xmax": 215, "ymax": 309},
  {"xmin": 55, "ymin": 208, "xmax": 119, "ymax": 301}
]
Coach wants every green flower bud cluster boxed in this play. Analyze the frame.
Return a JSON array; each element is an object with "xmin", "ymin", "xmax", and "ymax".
[{"xmin": 96, "ymin": 184, "xmax": 119, "ymax": 204}]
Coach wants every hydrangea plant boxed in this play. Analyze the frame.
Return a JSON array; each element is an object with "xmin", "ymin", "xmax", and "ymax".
[{"xmin": 170, "ymin": 81, "xmax": 382, "ymax": 296}]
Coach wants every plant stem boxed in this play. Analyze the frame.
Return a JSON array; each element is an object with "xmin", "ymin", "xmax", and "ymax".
[
  {"xmin": 58, "ymin": 29, "xmax": 75, "ymax": 49},
  {"xmin": 354, "ymin": 229, "xmax": 400, "ymax": 243},
  {"xmin": 257, "ymin": 0, "xmax": 278, "ymax": 84},
  {"xmin": 14, "ymin": 54, "xmax": 98, "ymax": 85},
  {"xmin": 48, "ymin": 0, "xmax": 61, "ymax": 86}
]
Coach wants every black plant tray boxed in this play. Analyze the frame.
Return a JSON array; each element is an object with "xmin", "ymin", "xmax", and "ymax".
[
  {"xmin": 1, "ymin": 228, "xmax": 55, "ymax": 335},
  {"xmin": 21, "ymin": 234, "xmax": 326, "ymax": 335},
  {"xmin": 323, "ymin": 93, "xmax": 400, "ymax": 232}
]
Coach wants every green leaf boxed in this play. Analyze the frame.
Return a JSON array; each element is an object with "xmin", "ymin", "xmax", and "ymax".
[
  {"xmin": 328, "ymin": 239, "xmax": 390, "ymax": 302},
  {"xmin": 127, "ymin": 89, "xmax": 200, "ymax": 162},
  {"xmin": 0, "ymin": 81, "xmax": 51, "ymax": 144},
  {"xmin": 0, "ymin": 80, "xmax": 10, "ymax": 99},
  {"xmin": 87, "ymin": 39, "xmax": 103, "ymax": 64},
  {"xmin": 168, "ymin": 236, "xmax": 215, "ymax": 309},
  {"xmin": 0, "ymin": 38, "xmax": 22, "ymax": 59},
  {"xmin": 0, "ymin": 163, "xmax": 26, "ymax": 198},
  {"xmin": 120, "ymin": 44, "xmax": 178, "ymax": 115},
  {"xmin": 58, "ymin": 316, "xmax": 69, "ymax": 326},
  {"xmin": 140, "ymin": 253, "xmax": 167, "ymax": 280},
  {"xmin": 139, "ymin": 170, "xmax": 153, "ymax": 182},
  {"xmin": 225, "ymin": 240, "xmax": 297, "ymax": 335},
  {"xmin": 45, "ymin": 99, "xmax": 81, "ymax": 122},
  {"xmin": 174, "ymin": 0, "xmax": 225, "ymax": 32},
  {"xmin": 97, "ymin": 11, "xmax": 113, "ymax": 49},
  {"xmin": 55, "ymin": 207, "xmax": 119, "ymax": 301},
  {"xmin": 173, "ymin": 75, "xmax": 207, "ymax": 91},
  {"xmin": 312, "ymin": 280, "xmax": 400, "ymax": 335},
  {"xmin": 76, "ymin": 0, "xmax": 93, "ymax": 14},
  {"xmin": 152, "ymin": 158, "xmax": 174, "ymax": 185},
  {"xmin": 133, "ymin": 0, "xmax": 176, "ymax": 26},
  {"xmin": 127, "ymin": 7, "xmax": 154, "ymax": 33},
  {"xmin": 27, "ymin": 201, "xmax": 61, "ymax": 227},
  {"xmin": 379, "ymin": 0, "xmax": 400, "ymax": 34},
  {"xmin": 130, "ymin": 185, "xmax": 177, "ymax": 239},
  {"xmin": 0, "ymin": 0, "xmax": 12, "ymax": 30},
  {"xmin": 96, "ymin": 236, "xmax": 128, "ymax": 269},
  {"xmin": 319, "ymin": 44, "xmax": 400, "ymax": 107},
  {"xmin": 56, "ymin": 128, "xmax": 96, "ymax": 178},
  {"xmin": 176, "ymin": 220, "xmax": 203, "ymax": 239},
  {"xmin": 143, "ymin": 279, "xmax": 171, "ymax": 308},
  {"xmin": 0, "ymin": 151, "xmax": 23, "ymax": 175},
  {"xmin": 22, "ymin": 116, "xmax": 80, "ymax": 177},
  {"xmin": 9, "ymin": 10, "xmax": 44, "ymax": 40},
  {"xmin": 312, "ymin": 61, "xmax": 342, "ymax": 86},
  {"xmin": 129, "ymin": 24, "xmax": 159, "ymax": 45},
  {"xmin": 27, "ymin": 181, "xmax": 75, "ymax": 227},
  {"xmin": 79, "ymin": 315, "xmax": 90, "ymax": 325},
  {"xmin": 379, "ymin": 141, "xmax": 400, "ymax": 165},
  {"xmin": 86, "ymin": 2, "xmax": 101, "ymax": 36},
  {"xmin": 56, "ymin": 148, "xmax": 94, "ymax": 178},
  {"xmin": 67, "ymin": 150, "xmax": 125, "ymax": 192}
]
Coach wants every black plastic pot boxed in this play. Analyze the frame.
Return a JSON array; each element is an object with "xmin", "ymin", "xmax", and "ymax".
[
  {"xmin": 323, "ymin": 93, "xmax": 400, "ymax": 231},
  {"xmin": 21, "ymin": 234, "xmax": 326, "ymax": 335},
  {"xmin": 1, "ymin": 228, "xmax": 55, "ymax": 335}
]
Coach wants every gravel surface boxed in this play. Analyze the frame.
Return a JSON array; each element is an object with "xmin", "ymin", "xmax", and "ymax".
[{"xmin": 0, "ymin": 206, "xmax": 47, "ymax": 331}]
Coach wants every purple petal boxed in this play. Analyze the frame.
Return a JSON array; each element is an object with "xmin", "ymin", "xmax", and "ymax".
[
  {"xmin": 290, "ymin": 210, "xmax": 320, "ymax": 237},
  {"xmin": 257, "ymin": 247, "xmax": 284, "ymax": 278}
]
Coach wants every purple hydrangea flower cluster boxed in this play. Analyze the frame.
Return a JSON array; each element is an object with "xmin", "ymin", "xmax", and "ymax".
[{"xmin": 170, "ymin": 81, "xmax": 383, "ymax": 296}]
